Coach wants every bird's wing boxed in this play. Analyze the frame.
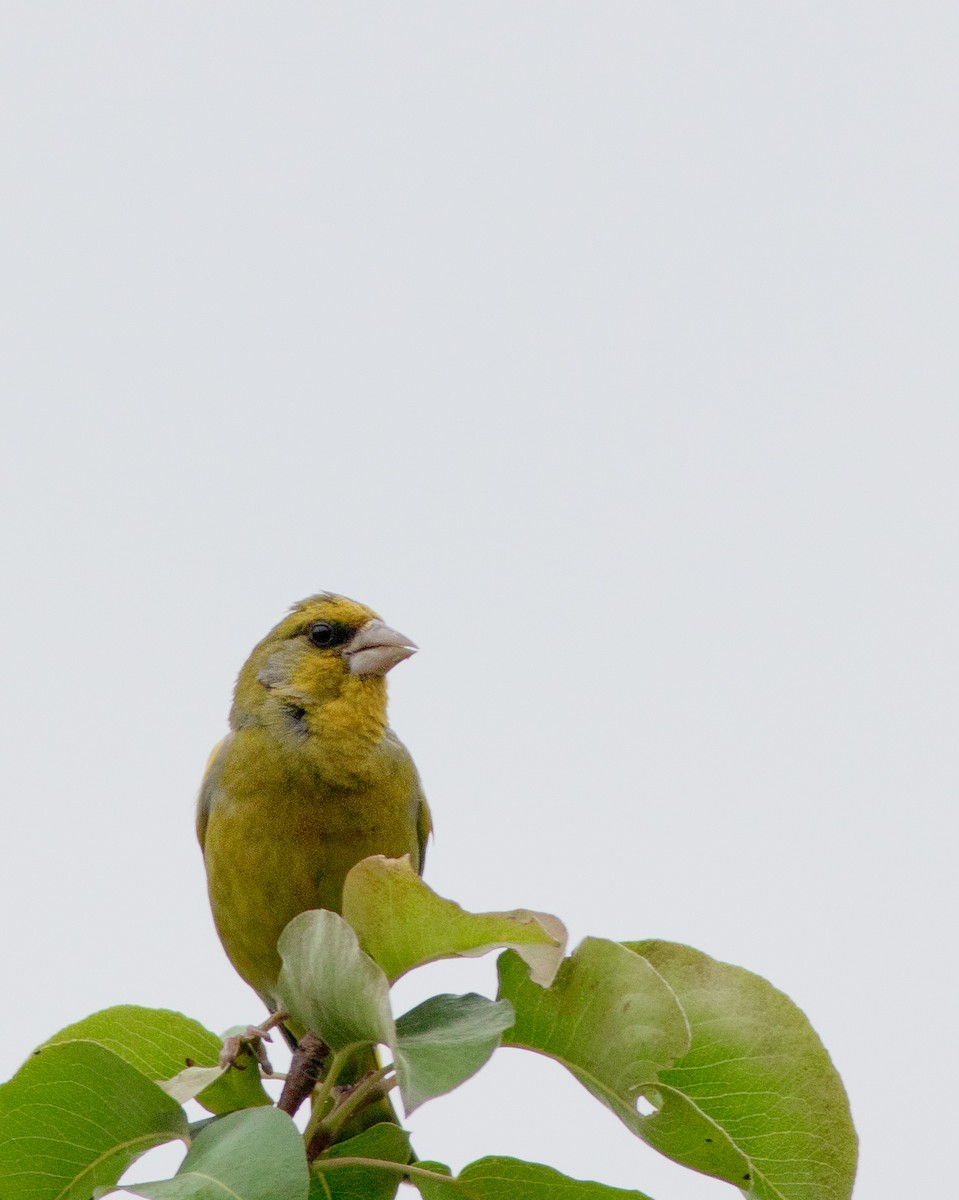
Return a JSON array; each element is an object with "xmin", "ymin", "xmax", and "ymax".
[
  {"xmin": 196, "ymin": 735, "xmax": 232, "ymax": 851},
  {"xmin": 416, "ymin": 785, "xmax": 432, "ymax": 875}
]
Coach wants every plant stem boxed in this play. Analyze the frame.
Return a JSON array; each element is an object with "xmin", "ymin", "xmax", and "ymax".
[
  {"xmin": 321, "ymin": 1065, "xmax": 395, "ymax": 1142},
  {"xmin": 305, "ymin": 1063, "xmax": 397, "ymax": 1161},
  {"xmin": 312, "ymin": 1157, "xmax": 453, "ymax": 1185},
  {"xmin": 300, "ymin": 1047, "xmax": 351, "ymax": 1150}
]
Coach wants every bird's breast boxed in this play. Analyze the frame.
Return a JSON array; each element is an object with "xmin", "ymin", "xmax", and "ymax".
[{"xmin": 202, "ymin": 725, "xmax": 420, "ymax": 1002}]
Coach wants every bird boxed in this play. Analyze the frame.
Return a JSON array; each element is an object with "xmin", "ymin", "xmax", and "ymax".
[{"xmin": 196, "ymin": 593, "xmax": 430, "ymax": 1097}]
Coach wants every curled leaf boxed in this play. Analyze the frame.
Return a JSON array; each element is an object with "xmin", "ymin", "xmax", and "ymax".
[{"xmin": 343, "ymin": 856, "xmax": 566, "ymax": 985}]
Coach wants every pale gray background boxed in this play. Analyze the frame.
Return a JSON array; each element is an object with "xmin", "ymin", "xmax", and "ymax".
[{"xmin": 1, "ymin": 5, "xmax": 955, "ymax": 1198}]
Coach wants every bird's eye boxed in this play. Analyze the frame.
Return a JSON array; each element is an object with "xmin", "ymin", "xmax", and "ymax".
[{"xmin": 307, "ymin": 621, "xmax": 336, "ymax": 648}]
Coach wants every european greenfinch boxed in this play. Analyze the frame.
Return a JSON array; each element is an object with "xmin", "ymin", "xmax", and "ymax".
[{"xmin": 197, "ymin": 593, "xmax": 430, "ymax": 1021}]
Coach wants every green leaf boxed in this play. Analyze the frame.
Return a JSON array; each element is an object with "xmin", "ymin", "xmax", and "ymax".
[
  {"xmin": 40, "ymin": 1005, "xmax": 220, "ymax": 1078},
  {"xmin": 393, "ymin": 994, "xmax": 514, "ymax": 1113},
  {"xmin": 277, "ymin": 909, "xmax": 395, "ymax": 1050},
  {"xmin": 623, "ymin": 940, "xmax": 858, "ymax": 1200},
  {"xmin": 342, "ymin": 856, "xmax": 566, "ymax": 985},
  {"xmin": 156, "ymin": 1065, "xmax": 225, "ymax": 1103},
  {"xmin": 498, "ymin": 937, "xmax": 691, "ymax": 1131},
  {"xmin": 170, "ymin": 1051, "xmax": 273, "ymax": 1116},
  {"xmin": 0, "ymin": 1040, "xmax": 188, "ymax": 1200},
  {"xmin": 196, "ymin": 1043, "xmax": 274, "ymax": 1114},
  {"xmin": 310, "ymin": 1123, "xmax": 412, "ymax": 1199},
  {"xmin": 38, "ymin": 1004, "xmax": 271, "ymax": 1115},
  {"xmin": 413, "ymin": 1157, "xmax": 656, "ymax": 1199},
  {"xmin": 276, "ymin": 911, "xmax": 517, "ymax": 1116},
  {"xmin": 120, "ymin": 1107, "xmax": 309, "ymax": 1200}
]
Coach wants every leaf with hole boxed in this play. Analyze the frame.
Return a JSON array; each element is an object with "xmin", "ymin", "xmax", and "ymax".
[
  {"xmin": 498, "ymin": 937, "xmax": 692, "ymax": 1135},
  {"xmin": 623, "ymin": 940, "xmax": 858, "ymax": 1200}
]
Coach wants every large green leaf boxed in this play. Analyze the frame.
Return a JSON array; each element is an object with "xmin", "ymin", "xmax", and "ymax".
[
  {"xmin": 310, "ymin": 1123, "xmax": 412, "ymax": 1199},
  {"xmin": 277, "ymin": 909, "xmax": 395, "ymax": 1050},
  {"xmin": 498, "ymin": 937, "xmax": 692, "ymax": 1133},
  {"xmin": 0, "ymin": 1040, "xmax": 188, "ymax": 1200},
  {"xmin": 39, "ymin": 1006, "xmax": 221, "ymax": 1079},
  {"xmin": 120, "ymin": 1107, "xmax": 308, "ymax": 1200},
  {"xmin": 342, "ymin": 856, "xmax": 566, "ymax": 985},
  {"xmin": 393, "ymin": 993, "xmax": 514, "ymax": 1112},
  {"xmin": 413, "ymin": 1157, "xmax": 656, "ymax": 1199},
  {"xmin": 623, "ymin": 941, "xmax": 858, "ymax": 1200},
  {"xmin": 38, "ymin": 1004, "xmax": 270, "ymax": 1114}
]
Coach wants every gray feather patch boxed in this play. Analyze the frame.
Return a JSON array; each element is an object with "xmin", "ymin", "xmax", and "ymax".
[{"xmin": 257, "ymin": 644, "xmax": 300, "ymax": 690}]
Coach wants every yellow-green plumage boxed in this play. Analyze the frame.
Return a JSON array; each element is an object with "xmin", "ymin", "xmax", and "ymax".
[{"xmin": 198, "ymin": 594, "xmax": 430, "ymax": 1013}]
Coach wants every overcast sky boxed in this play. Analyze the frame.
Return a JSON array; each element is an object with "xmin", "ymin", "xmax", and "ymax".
[{"xmin": 1, "ymin": 5, "xmax": 956, "ymax": 1198}]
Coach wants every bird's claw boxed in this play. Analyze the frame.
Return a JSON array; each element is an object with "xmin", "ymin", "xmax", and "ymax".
[
  {"xmin": 218, "ymin": 1028, "xmax": 273, "ymax": 1073},
  {"xmin": 218, "ymin": 1011, "xmax": 289, "ymax": 1073}
]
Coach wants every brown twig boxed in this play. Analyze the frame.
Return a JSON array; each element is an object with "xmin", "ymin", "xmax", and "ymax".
[{"xmin": 277, "ymin": 1032, "xmax": 331, "ymax": 1118}]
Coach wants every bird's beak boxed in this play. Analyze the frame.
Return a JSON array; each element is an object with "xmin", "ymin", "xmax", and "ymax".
[{"xmin": 344, "ymin": 619, "xmax": 418, "ymax": 676}]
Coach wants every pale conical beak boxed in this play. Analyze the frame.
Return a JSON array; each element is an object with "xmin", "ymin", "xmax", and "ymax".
[{"xmin": 344, "ymin": 619, "xmax": 418, "ymax": 676}]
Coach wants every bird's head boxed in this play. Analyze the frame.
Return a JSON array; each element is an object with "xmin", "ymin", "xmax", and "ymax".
[{"xmin": 230, "ymin": 594, "xmax": 417, "ymax": 768}]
